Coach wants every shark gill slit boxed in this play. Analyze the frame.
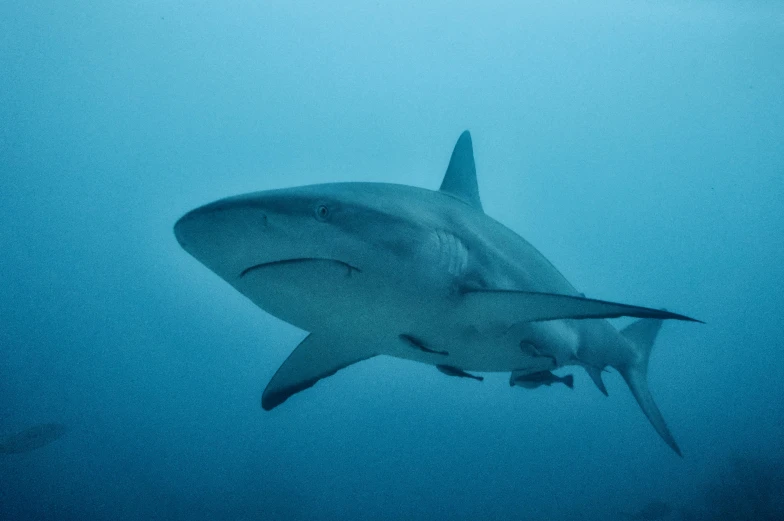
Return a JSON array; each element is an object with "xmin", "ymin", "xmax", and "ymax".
[{"xmin": 240, "ymin": 258, "xmax": 362, "ymax": 278}]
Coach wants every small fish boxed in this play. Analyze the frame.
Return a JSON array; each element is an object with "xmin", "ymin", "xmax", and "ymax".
[
  {"xmin": 436, "ymin": 365, "xmax": 483, "ymax": 381},
  {"xmin": 0, "ymin": 423, "xmax": 67, "ymax": 454},
  {"xmin": 510, "ymin": 370, "xmax": 574, "ymax": 390}
]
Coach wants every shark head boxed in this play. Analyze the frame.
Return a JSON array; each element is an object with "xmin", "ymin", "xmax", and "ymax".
[
  {"xmin": 174, "ymin": 183, "xmax": 435, "ymax": 330},
  {"xmin": 176, "ymin": 186, "xmax": 345, "ymax": 277},
  {"xmin": 174, "ymin": 183, "xmax": 438, "ymax": 277},
  {"xmin": 175, "ymin": 131, "xmax": 485, "ymax": 299}
]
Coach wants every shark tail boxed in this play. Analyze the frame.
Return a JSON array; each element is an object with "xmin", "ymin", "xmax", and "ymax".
[
  {"xmin": 563, "ymin": 374, "xmax": 574, "ymax": 389},
  {"xmin": 617, "ymin": 318, "xmax": 682, "ymax": 457}
]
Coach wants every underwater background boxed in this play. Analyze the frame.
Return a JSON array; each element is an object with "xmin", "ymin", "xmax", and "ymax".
[{"xmin": 1, "ymin": 1, "xmax": 783, "ymax": 519}]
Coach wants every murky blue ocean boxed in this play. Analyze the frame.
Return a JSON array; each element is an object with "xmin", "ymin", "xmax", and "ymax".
[{"xmin": 1, "ymin": 2, "xmax": 782, "ymax": 519}]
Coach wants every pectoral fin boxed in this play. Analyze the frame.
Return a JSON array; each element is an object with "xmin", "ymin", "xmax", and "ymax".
[
  {"xmin": 261, "ymin": 334, "xmax": 376, "ymax": 411},
  {"xmin": 461, "ymin": 290, "xmax": 701, "ymax": 325}
]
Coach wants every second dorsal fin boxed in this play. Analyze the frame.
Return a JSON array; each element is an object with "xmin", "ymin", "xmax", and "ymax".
[{"xmin": 439, "ymin": 130, "xmax": 483, "ymax": 212}]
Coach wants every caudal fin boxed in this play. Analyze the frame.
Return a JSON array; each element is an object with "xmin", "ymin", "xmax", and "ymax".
[
  {"xmin": 562, "ymin": 374, "xmax": 575, "ymax": 389},
  {"xmin": 618, "ymin": 318, "xmax": 682, "ymax": 457}
]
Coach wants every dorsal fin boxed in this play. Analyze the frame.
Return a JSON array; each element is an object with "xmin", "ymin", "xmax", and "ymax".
[{"xmin": 439, "ymin": 130, "xmax": 483, "ymax": 211}]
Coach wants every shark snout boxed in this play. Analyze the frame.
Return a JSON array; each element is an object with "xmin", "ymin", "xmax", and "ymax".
[
  {"xmin": 173, "ymin": 204, "xmax": 217, "ymax": 249},
  {"xmin": 174, "ymin": 197, "xmax": 268, "ymax": 250},
  {"xmin": 173, "ymin": 210, "xmax": 199, "ymax": 249}
]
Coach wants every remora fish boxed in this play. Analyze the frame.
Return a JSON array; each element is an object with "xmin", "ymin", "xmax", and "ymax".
[
  {"xmin": 437, "ymin": 364, "xmax": 484, "ymax": 381},
  {"xmin": 174, "ymin": 131, "xmax": 701, "ymax": 454},
  {"xmin": 510, "ymin": 370, "xmax": 574, "ymax": 390}
]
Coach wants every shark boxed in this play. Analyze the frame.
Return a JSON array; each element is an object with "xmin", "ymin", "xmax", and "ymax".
[{"xmin": 174, "ymin": 131, "xmax": 701, "ymax": 455}]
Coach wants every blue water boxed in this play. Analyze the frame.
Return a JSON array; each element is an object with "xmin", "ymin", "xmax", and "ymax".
[{"xmin": 1, "ymin": 1, "xmax": 782, "ymax": 519}]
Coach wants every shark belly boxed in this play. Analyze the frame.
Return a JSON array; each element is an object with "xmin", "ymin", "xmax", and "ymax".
[
  {"xmin": 225, "ymin": 237, "xmax": 634, "ymax": 377},
  {"xmin": 231, "ymin": 257, "xmax": 436, "ymax": 335},
  {"xmin": 390, "ymin": 315, "xmax": 582, "ymax": 373},
  {"xmin": 233, "ymin": 255, "xmax": 589, "ymax": 373}
]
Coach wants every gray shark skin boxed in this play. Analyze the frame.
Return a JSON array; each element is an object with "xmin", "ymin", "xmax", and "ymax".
[{"xmin": 174, "ymin": 131, "xmax": 701, "ymax": 455}]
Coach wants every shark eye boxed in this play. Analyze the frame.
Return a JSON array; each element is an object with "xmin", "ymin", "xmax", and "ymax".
[{"xmin": 314, "ymin": 204, "xmax": 330, "ymax": 222}]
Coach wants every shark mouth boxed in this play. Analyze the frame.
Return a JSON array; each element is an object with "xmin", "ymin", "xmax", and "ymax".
[{"xmin": 239, "ymin": 258, "xmax": 362, "ymax": 278}]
